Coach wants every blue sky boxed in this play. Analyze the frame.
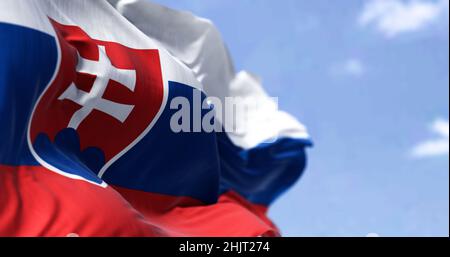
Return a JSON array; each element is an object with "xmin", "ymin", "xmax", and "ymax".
[{"xmin": 151, "ymin": 0, "xmax": 449, "ymax": 236}]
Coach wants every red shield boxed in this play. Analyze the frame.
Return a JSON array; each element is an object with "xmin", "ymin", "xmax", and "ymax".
[{"xmin": 29, "ymin": 19, "xmax": 164, "ymax": 176}]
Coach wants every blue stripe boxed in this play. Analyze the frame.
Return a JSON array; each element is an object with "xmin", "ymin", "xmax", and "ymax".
[
  {"xmin": 218, "ymin": 133, "xmax": 312, "ymax": 205},
  {"xmin": 0, "ymin": 23, "xmax": 57, "ymax": 166},
  {"xmin": 103, "ymin": 81, "xmax": 221, "ymax": 204},
  {"xmin": 103, "ymin": 80, "xmax": 312, "ymax": 205}
]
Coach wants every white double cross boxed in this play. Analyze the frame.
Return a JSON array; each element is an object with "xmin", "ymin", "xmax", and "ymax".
[{"xmin": 58, "ymin": 45, "xmax": 136, "ymax": 129}]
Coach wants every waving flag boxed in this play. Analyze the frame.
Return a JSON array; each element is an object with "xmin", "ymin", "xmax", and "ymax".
[{"xmin": 0, "ymin": 0, "xmax": 311, "ymax": 236}]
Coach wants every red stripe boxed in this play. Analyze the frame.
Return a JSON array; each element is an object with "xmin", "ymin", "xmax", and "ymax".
[
  {"xmin": 113, "ymin": 186, "xmax": 279, "ymax": 237},
  {"xmin": 0, "ymin": 165, "xmax": 279, "ymax": 236},
  {"xmin": 0, "ymin": 165, "xmax": 162, "ymax": 236}
]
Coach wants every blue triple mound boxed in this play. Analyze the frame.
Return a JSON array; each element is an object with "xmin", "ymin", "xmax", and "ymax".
[{"xmin": 33, "ymin": 128, "xmax": 105, "ymax": 184}]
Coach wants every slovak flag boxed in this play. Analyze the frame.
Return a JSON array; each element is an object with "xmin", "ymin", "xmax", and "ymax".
[{"xmin": 0, "ymin": 0, "xmax": 311, "ymax": 236}]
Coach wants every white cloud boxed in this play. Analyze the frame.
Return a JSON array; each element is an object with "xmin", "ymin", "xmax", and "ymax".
[
  {"xmin": 359, "ymin": 0, "xmax": 449, "ymax": 38},
  {"xmin": 411, "ymin": 118, "xmax": 449, "ymax": 158},
  {"xmin": 331, "ymin": 58, "xmax": 365, "ymax": 77},
  {"xmin": 344, "ymin": 59, "xmax": 365, "ymax": 76}
]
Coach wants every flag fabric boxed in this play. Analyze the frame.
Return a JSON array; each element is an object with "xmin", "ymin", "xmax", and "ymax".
[{"xmin": 0, "ymin": 0, "xmax": 311, "ymax": 236}]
